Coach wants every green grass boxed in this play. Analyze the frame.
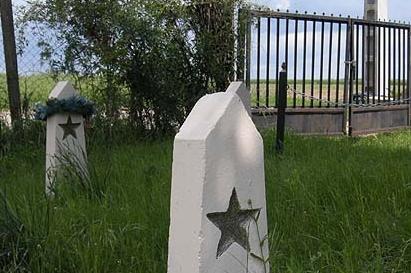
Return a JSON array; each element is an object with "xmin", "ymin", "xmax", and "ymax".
[{"xmin": 1, "ymin": 129, "xmax": 411, "ymax": 272}]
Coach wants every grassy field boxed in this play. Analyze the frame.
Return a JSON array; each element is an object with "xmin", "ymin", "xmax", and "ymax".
[
  {"xmin": 249, "ymin": 80, "xmax": 408, "ymax": 108},
  {"xmin": 1, "ymin": 74, "xmax": 408, "ymax": 111},
  {"xmin": 1, "ymin": 129, "xmax": 411, "ymax": 272},
  {"xmin": 0, "ymin": 73, "xmax": 102, "ymax": 110}
]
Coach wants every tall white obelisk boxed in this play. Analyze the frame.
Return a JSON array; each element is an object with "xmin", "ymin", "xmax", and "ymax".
[{"xmin": 364, "ymin": 0, "xmax": 389, "ymax": 99}]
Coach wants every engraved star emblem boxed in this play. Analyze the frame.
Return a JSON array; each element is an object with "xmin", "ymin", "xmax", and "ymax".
[
  {"xmin": 207, "ymin": 188, "xmax": 261, "ymax": 259},
  {"xmin": 58, "ymin": 116, "xmax": 81, "ymax": 140}
]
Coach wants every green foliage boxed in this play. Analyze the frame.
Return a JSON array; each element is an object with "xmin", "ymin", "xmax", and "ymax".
[
  {"xmin": 1, "ymin": 131, "xmax": 411, "ymax": 272},
  {"xmin": 0, "ymin": 190, "xmax": 27, "ymax": 272},
  {"xmin": 17, "ymin": 0, "xmax": 245, "ymax": 135}
]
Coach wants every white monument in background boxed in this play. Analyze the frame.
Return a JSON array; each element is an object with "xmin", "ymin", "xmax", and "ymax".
[
  {"xmin": 364, "ymin": 0, "xmax": 388, "ymax": 99},
  {"xmin": 45, "ymin": 81, "xmax": 88, "ymax": 195}
]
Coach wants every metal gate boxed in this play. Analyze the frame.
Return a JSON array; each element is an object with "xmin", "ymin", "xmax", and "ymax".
[{"xmin": 238, "ymin": 9, "xmax": 410, "ymax": 110}]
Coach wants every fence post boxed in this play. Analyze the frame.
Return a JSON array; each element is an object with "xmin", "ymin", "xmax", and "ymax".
[
  {"xmin": 236, "ymin": 8, "xmax": 246, "ymax": 81},
  {"xmin": 408, "ymin": 27, "xmax": 411, "ymax": 127},
  {"xmin": 245, "ymin": 13, "xmax": 252, "ymax": 88},
  {"xmin": 276, "ymin": 63, "xmax": 287, "ymax": 154},
  {"xmin": 0, "ymin": 0, "xmax": 22, "ymax": 127},
  {"xmin": 343, "ymin": 19, "xmax": 353, "ymax": 136}
]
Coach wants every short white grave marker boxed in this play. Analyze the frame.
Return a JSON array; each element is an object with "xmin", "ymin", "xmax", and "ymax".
[
  {"xmin": 168, "ymin": 83, "xmax": 269, "ymax": 273},
  {"xmin": 45, "ymin": 81, "xmax": 87, "ymax": 195}
]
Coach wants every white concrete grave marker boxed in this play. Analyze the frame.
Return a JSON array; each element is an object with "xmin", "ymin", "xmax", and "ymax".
[
  {"xmin": 226, "ymin": 81, "xmax": 251, "ymax": 116},
  {"xmin": 168, "ymin": 82, "xmax": 269, "ymax": 273},
  {"xmin": 45, "ymin": 81, "xmax": 87, "ymax": 195}
]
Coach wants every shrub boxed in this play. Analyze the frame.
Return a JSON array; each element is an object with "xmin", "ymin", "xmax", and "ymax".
[{"xmin": 17, "ymin": 0, "xmax": 245, "ymax": 135}]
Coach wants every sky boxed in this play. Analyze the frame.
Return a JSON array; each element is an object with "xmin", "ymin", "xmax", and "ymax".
[
  {"xmin": 247, "ymin": 0, "xmax": 411, "ymax": 80},
  {"xmin": 2, "ymin": 0, "xmax": 411, "ymax": 77},
  {"xmin": 254, "ymin": 0, "xmax": 410, "ymax": 22}
]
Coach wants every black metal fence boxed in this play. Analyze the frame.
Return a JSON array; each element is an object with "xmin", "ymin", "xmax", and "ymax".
[{"xmin": 240, "ymin": 9, "xmax": 411, "ymax": 109}]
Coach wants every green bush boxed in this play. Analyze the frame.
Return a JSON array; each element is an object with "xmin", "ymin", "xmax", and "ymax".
[{"xmin": 17, "ymin": 0, "xmax": 245, "ymax": 135}]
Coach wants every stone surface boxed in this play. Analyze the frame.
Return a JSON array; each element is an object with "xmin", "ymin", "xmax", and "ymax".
[
  {"xmin": 167, "ymin": 85, "xmax": 269, "ymax": 273},
  {"xmin": 226, "ymin": 82, "xmax": 251, "ymax": 116},
  {"xmin": 45, "ymin": 81, "xmax": 87, "ymax": 195}
]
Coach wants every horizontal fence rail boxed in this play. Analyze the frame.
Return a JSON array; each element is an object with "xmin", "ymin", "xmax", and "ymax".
[{"xmin": 242, "ymin": 9, "xmax": 411, "ymax": 109}]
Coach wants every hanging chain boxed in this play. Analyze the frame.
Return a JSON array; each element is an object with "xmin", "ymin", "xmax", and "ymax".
[{"xmin": 287, "ymin": 85, "xmax": 411, "ymax": 108}]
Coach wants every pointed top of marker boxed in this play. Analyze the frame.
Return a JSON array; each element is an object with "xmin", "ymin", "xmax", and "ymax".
[{"xmin": 49, "ymin": 81, "xmax": 78, "ymax": 100}]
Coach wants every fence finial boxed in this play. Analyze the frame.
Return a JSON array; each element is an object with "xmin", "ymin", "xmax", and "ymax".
[{"xmin": 281, "ymin": 62, "xmax": 287, "ymax": 72}]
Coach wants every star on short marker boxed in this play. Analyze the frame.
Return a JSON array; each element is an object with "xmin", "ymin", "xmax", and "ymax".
[
  {"xmin": 206, "ymin": 188, "xmax": 261, "ymax": 259},
  {"xmin": 59, "ymin": 116, "xmax": 81, "ymax": 140}
]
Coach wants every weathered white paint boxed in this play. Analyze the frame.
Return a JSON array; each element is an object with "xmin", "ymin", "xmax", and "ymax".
[
  {"xmin": 364, "ymin": 0, "xmax": 389, "ymax": 99},
  {"xmin": 45, "ymin": 81, "xmax": 87, "ymax": 195},
  {"xmin": 168, "ymin": 84, "xmax": 269, "ymax": 273}
]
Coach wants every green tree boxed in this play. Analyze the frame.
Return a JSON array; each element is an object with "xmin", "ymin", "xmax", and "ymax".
[{"xmin": 18, "ymin": 0, "xmax": 245, "ymax": 134}]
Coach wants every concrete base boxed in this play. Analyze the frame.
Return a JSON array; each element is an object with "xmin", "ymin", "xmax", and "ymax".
[{"xmin": 252, "ymin": 105, "xmax": 410, "ymax": 135}]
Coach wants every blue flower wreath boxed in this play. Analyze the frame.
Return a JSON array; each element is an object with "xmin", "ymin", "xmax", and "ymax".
[{"xmin": 34, "ymin": 96, "xmax": 96, "ymax": 121}]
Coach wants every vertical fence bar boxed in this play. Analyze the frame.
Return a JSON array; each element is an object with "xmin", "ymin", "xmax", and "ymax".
[
  {"xmin": 388, "ymin": 27, "xmax": 391, "ymax": 101},
  {"xmin": 245, "ymin": 14, "xmax": 252, "ymax": 89},
  {"xmin": 302, "ymin": 20, "xmax": 307, "ymax": 107},
  {"xmin": 236, "ymin": 9, "xmax": 245, "ymax": 81},
  {"xmin": 348, "ymin": 21, "xmax": 355, "ymax": 136},
  {"xmin": 275, "ymin": 18, "xmax": 280, "ymax": 107},
  {"xmin": 383, "ymin": 26, "xmax": 387, "ymax": 101},
  {"xmin": 393, "ymin": 26, "xmax": 397, "ymax": 102},
  {"xmin": 397, "ymin": 28, "xmax": 402, "ymax": 104},
  {"xmin": 372, "ymin": 26, "xmax": 376, "ymax": 104},
  {"xmin": 378, "ymin": 25, "xmax": 381, "ymax": 103},
  {"xmin": 402, "ymin": 28, "xmax": 407, "ymax": 99},
  {"xmin": 311, "ymin": 21, "xmax": 317, "ymax": 108},
  {"xmin": 355, "ymin": 23, "xmax": 360, "ymax": 104},
  {"xmin": 293, "ymin": 19, "xmax": 298, "ymax": 108},
  {"xmin": 366, "ymin": 23, "xmax": 371, "ymax": 104},
  {"xmin": 266, "ymin": 18, "xmax": 271, "ymax": 107},
  {"xmin": 336, "ymin": 23, "xmax": 342, "ymax": 106},
  {"xmin": 319, "ymin": 21, "xmax": 325, "ymax": 107},
  {"xmin": 362, "ymin": 25, "xmax": 366, "ymax": 103},
  {"xmin": 257, "ymin": 17, "xmax": 261, "ymax": 107},
  {"xmin": 285, "ymin": 18, "xmax": 289, "ymax": 106},
  {"xmin": 343, "ymin": 19, "xmax": 353, "ymax": 135},
  {"xmin": 408, "ymin": 27, "xmax": 411, "ymax": 125},
  {"xmin": 327, "ymin": 22, "xmax": 334, "ymax": 107},
  {"xmin": 276, "ymin": 63, "xmax": 287, "ymax": 153}
]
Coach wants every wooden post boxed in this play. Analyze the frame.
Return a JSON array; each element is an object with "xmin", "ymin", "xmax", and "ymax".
[
  {"xmin": 276, "ymin": 63, "xmax": 287, "ymax": 154},
  {"xmin": 0, "ymin": 0, "xmax": 22, "ymax": 126}
]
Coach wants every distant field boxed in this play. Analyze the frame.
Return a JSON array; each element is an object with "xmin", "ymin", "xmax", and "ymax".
[
  {"xmin": 0, "ymin": 73, "xmax": 102, "ymax": 110},
  {"xmin": 0, "ymin": 74, "xmax": 408, "ymax": 110},
  {"xmin": 250, "ymin": 79, "xmax": 408, "ymax": 108}
]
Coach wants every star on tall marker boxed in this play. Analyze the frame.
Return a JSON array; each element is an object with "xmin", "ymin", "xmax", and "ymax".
[
  {"xmin": 59, "ymin": 116, "xmax": 81, "ymax": 140},
  {"xmin": 206, "ymin": 188, "xmax": 261, "ymax": 259}
]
